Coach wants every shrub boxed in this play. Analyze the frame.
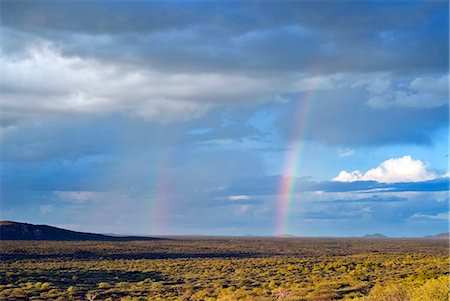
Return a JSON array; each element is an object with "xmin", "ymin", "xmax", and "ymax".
[
  {"xmin": 410, "ymin": 276, "xmax": 449, "ymax": 301},
  {"xmin": 360, "ymin": 283, "xmax": 408, "ymax": 301}
]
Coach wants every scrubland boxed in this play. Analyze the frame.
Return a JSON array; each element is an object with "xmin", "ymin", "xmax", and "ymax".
[{"xmin": 0, "ymin": 238, "xmax": 448, "ymax": 300}]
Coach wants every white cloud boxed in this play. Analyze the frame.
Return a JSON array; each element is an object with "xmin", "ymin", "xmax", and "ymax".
[
  {"xmin": 332, "ymin": 155, "xmax": 438, "ymax": 183},
  {"xmin": 366, "ymin": 77, "xmax": 391, "ymax": 94},
  {"xmin": 333, "ymin": 170, "xmax": 364, "ymax": 182},
  {"xmin": 368, "ymin": 91, "xmax": 447, "ymax": 109},
  {"xmin": 366, "ymin": 75, "xmax": 448, "ymax": 109},
  {"xmin": 235, "ymin": 204, "xmax": 252, "ymax": 216},
  {"xmin": 410, "ymin": 76, "xmax": 448, "ymax": 95},
  {"xmin": 0, "ymin": 41, "xmax": 344, "ymax": 126},
  {"xmin": 337, "ymin": 147, "xmax": 354, "ymax": 158},
  {"xmin": 411, "ymin": 212, "xmax": 449, "ymax": 220},
  {"xmin": 54, "ymin": 191, "xmax": 103, "ymax": 202},
  {"xmin": 39, "ymin": 204, "xmax": 55, "ymax": 214},
  {"xmin": 228, "ymin": 195, "xmax": 251, "ymax": 201}
]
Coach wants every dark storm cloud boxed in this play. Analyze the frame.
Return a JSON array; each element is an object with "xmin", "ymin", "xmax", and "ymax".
[
  {"xmin": 1, "ymin": 1, "xmax": 447, "ymax": 144},
  {"xmin": 2, "ymin": 1, "xmax": 447, "ymax": 74},
  {"xmin": 2, "ymin": 1, "xmax": 433, "ymax": 34}
]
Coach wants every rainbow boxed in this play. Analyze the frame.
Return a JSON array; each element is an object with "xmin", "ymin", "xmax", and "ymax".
[
  {"xmin": 149, "ymin": 148, "xmax": 173, "ymax": 235},
  {"xmin": 275, "ymin": 77, "xmax": 321, "ymax": 236}
]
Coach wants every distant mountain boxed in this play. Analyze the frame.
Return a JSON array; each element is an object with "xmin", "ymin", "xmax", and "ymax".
[
  {"xmin": 363, "ymin": 233, "xmax": 388, "ymax": 239},
  {"xmin": 276, "ymin": 234, "xmax": 297, "ymax": 238},
  {"xmin": 0, "ymin": 221, "xmax": 160, "ymax": 241},
  {"xmin": 425, "ymin": 232, "xmax": 449, "ymax": 239}
]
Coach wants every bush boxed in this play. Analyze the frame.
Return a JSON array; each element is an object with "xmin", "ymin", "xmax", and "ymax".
[
  {"xmin": 359, "ymin": 276, "xmax": 449, "ymax": 301},
  {"xmin": 410, "ymin": 276, "xmax": 449, "ymax": 301},
  {"xmin": 98, "ymin": 282, "xmax": 110, "ymax": 288},
  {"xmin": 360, "ymin": 283, "xmax": 409, "ymax": 301}
]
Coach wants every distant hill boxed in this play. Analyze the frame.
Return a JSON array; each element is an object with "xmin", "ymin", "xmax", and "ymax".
[
  {"xmin": 276, "ymin": 234, "xmax": 297, "ymax": 238},
  {"xmin": 0, "ymin": 221, "xmax": 160, "ymax": 241},
  {"xmin": 425, "ymin": 232, "xmax": 449, "ymax": 239},
  {"xmin": 363, "ymin": 233, "xmax": 388, "ymax": 239}
]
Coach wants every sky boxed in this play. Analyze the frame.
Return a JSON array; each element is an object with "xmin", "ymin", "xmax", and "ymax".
[{"xmin": 0, "ymin": 0, "xmax": 448, "ymax": 237}]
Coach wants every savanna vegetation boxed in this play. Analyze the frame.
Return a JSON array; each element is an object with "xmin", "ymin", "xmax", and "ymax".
[{"xmin": 0, "ymin": 238, "xmax": 448, "ymax": 300}]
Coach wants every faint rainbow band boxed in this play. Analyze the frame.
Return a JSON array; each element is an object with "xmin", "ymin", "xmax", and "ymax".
[{"xmin": 275, "ymin": 76, "xmax": 321, "ymax": 236}]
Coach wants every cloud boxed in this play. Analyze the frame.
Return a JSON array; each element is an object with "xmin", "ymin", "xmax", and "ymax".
[
  {"xmin": 411, "ymin": 212, "xmax": 449, "ymax": 220},
  {"xmin": 0, "ymin": 43, "xmax": 243, "ymax": 124},
  {"xmin": 213, "ymin": 175, "xmax": 450, "ymax": 201},
  {"xmin": 54, "ymin": 191, "xmax": 103, "ymax": 202},
  {"xmin": 317, "ymin": 196, "xmax": 407, "ymax": 204},
  {"xmin": 276, "ymin": 84, "xmax": 448, "ymax": 146},
  {"xmin": 304, "ymin": 206, "xmax": 373, "ymax": 220},
  {"xmin": 0, "ymin": 1, "xmax": 448, "ymax": 237},
  {"xmin": 333, "ymin": 156, "xmax": 438, "ymax": 183},
  {"xmin": 1, "ymin": 2, "xmax": 447, "ymax": 147},
  {"xmin": 337, "ymin": 148, "xmax": 354, "ymax": 158},
  {"xmin": 228, "ymin": 195, "xmax": 251, "ymax": 201},
  {"xmin": 0, "ymin": 41, "xmax": 346, "ymax": 126},
  {"xmin": 2, "ymin": 1, "xmax": 447, "ymax": 75},
  {"xmin": 39, "ymin": 205, "xmax": 54, "ymax": 214},
  {"xmin": 342, "ymin": 178, "xmax": 449, "ymax": 193},
  {"xmin": 410, "ymin": 76, "xmax": 449, "ymax": 95},
  {"xmin": 366, "ymin": 75, "xmax": 448, "ymax": 109}
]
